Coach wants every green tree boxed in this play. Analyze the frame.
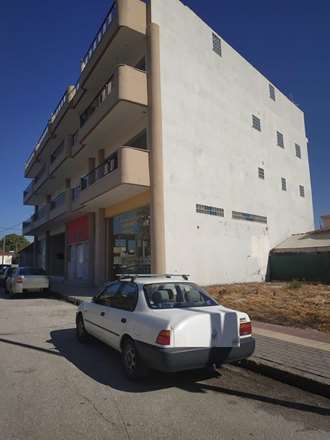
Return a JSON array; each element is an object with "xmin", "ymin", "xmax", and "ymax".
[{"xmin": 0, "ymin": 234, "xmax": 30, "ymax": 253}]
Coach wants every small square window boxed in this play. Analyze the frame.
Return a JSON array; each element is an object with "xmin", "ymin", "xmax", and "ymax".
[
  {"xmin": 252, "ymin": 115, "xmax": 261, "ymax": 131},
  {"xmin": 299, "ymin": 185, "xmax": 305, "ymax": 198},
  {"xmin": 281, "ymin": 177, "xmax": 287, "ymax": 191},
  {"xmin": 269, "ymin": 84, "xmax": 276, "ymax": 101},
  {"xmin": 277, "ymin": 131, "xmax": 284, "ymax": 148},
  {"xmin": 212, "ymin": 33, "xmax": 222, "ymax": 57},
  {"xmin": 295, "ymin": 143, "xmax": 302, "ymax": 159},
  {"xmin": 258, "ymin": 168, "xmax": 265, "ymax": 179}
]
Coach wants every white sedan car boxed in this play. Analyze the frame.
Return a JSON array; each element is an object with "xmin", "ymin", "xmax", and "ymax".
[
  {"xmin": 5, "ymin": 267, "xmax": 49, "ymax": 296},
  {"xmin": 76, "ymin": 274, "xmax": 255, "ymax": 379}
]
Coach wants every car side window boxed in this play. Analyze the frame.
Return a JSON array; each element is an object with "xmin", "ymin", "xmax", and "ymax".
[
  {"xmin": 96, "ymin": 282, "xmax": 121, "ymax": 306},
  {"xmin": 111, "ymin": 282, "xmax": 138, "ymax": 312}
]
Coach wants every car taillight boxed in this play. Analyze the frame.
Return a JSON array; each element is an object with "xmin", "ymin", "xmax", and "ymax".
[
  {"xmin": 156, "ymin": 330, "xmax": 171, "ymax": 346},
  {"xmin": 16, "ymin": 277, "xmax": 23, "ymax": 284},
  {"xmin": 240, "ymin": 321, "xmax": 252, "ymax": 336}
]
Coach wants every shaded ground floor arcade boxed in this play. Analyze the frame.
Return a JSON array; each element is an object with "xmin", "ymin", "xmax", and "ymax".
[{"xmin": 33, "ymin": 192, "xmax": 151, "ymax": 287}]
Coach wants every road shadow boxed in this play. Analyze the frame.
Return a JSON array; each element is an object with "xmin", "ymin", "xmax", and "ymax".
[
  {"xmin": 50, "ymin": 328, "xmax": 219, "ymax": 393},
  {"xmin": 50, "ymin": 328, "xmax": 330, "ymax": 416}
]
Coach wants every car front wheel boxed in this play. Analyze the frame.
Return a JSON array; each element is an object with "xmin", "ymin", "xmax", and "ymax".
[
  {"xmin": 76, "ymin": 314, "xmax": 89, "ymax": 343},
  {"xmin": 121, "ymin": 338, "xmax": 148, "ymax": 381}
]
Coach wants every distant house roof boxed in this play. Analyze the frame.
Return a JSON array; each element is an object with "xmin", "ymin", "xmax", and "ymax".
[
  {"xmin": 272, "ymin": 229, "xmax": 330, "ymax": 254},
  {"xmin": 0, "ymin": 251, "xmax": 12, "ymax": 256}
]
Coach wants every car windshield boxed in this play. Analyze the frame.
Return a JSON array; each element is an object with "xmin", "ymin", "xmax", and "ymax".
[
  {"xmin": 143, "ymin": 282, "xmax": 218, "ymax": 309},
  {"xmin": 19, "ymin": 268, "xmax": 46, "ymax": 276}
]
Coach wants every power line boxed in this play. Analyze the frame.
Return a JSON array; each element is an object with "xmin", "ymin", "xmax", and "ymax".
[{"xmin": 0, "ymin": 222, "xmax": 23, "ymax": 232}]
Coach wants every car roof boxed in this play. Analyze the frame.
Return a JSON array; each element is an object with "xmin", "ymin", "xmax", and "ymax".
[{"xmin": 110, "ymin": 275, "xmax": 192, "ymax": 285}]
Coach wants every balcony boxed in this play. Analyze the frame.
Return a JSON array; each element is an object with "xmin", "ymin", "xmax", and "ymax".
[
  {"xmin": 73, "ymin": 147, "xmax": 149, "ymax": 210},
  {"xmin": 78, "ymin": 0, "xmax": 146, "ymax": 89},
  {"xmin": 22, "ymin": 205, "xmax": 50, "ymax": 236},
  {"xmin": 49, "ymin": 190, "xmax": 71, "ymax": 221},
  {"xmin": 49, "ymin": 136, "xmax": 73, "ymax": 175},
  {"xmin": 24, "ymin": 86, "xmax": 77, "ymax": 178},
  {"xmin": 74, "ymin": 65, "xmax": 147, "ymax": 157},
  {"xmin": 24, "ymin": 165, "xmax": 49, "ymax": 205}
]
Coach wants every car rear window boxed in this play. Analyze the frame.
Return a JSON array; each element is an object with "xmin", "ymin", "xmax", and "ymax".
[
  {"xmin": 19, "ymin": 268, "xmax": 47, "ymax": 276},
  {"xmin": 143, "ymin": 283, "xmax": 217, "ymax": 309}
]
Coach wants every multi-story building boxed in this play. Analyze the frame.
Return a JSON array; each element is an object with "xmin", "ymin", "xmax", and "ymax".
[{"xmin": 22, "ymin": 0, "xmax": 314, "ymax": 286}]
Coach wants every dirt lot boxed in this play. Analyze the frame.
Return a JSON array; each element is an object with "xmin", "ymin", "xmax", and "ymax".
[{"xmin": 206, "ymin": 282, "xmax": 330, "ymax": 333}]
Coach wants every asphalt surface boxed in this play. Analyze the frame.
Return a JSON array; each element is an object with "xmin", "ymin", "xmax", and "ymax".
[{"xmin": 0, "ymin": 289, "xmax": 329, "ymax": 440}]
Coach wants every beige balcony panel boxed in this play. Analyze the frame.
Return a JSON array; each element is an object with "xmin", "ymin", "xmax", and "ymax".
[
  {"xmin": 23, "ymin": 207, "xmax": 50, "ymax": 236},
  {"xmin": 49, "ymin": 136, "xmax": 72, "ymax": 176},
  {"xmin": 78, "ymin": 66, "xmax": 147, "ymax": 146},
  {"xmin": 78, "ymin": 147, "xmax": 149, "ymax": 210},
  {"xmin": 49, "ymin": 191, "xmax": 71, "ymax": 221},
  {"xmin": 118, "ymin": 65, "xmax": 148, "ymax": 105},
  {"xmin": 79, "ymin": 0, "xmax": 146, "ymax": 88},
  {"xmin": 117, "ymin": 0, "xmax": 146, "ymax": 35}
]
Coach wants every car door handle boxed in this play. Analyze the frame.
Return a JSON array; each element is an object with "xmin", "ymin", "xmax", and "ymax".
[
  {"xmin": 100, "ymin": 312, "xmax": 105, "ymax": 317},
  {"xmin": 121, "ymin": 318, "xmax": 127, "ymax": 323}
]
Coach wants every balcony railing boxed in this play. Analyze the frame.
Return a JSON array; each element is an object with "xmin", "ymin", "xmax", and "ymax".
[
  {"xmin": 24, "ymin": 181, "xmax": 33, "ymax": 199},
  {"xmin": 25, "ymin": 124, "xmax": 49, "ymax": 170},
  {"xmin": 72, "ymin": 185, "xmax": 81, "ymax": 202},
  {"xmin": 80, "ymin": 2, "xmax": 117, "ymax": 73},
  {"xmin": 37, "ymin": 204, "xmax": 48, "ymax": 220},
  {"xmin": 50, "ymin": 141, "xmax": 65, "ymax": 164},
  {"xmin": 80, "ymin": 75, "xmax": 114, "ymax": 127},
  {"xmin": 50, "ymin": 192, "xmax": 66, "ymax": 211},
  {"xmin": 80, "ymin": 151, "xmax": 118, "ymax": 191}
]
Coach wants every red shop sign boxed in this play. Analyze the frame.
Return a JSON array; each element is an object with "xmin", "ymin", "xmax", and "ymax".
[{"xmin": 67, "ymin": 215, "xmax": 89, "ymax": 245}]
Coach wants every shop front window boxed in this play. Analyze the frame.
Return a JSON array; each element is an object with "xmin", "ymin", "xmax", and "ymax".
[{"xmin": 112, "ymin": 206, "xmax": 151, "ymax": 276}]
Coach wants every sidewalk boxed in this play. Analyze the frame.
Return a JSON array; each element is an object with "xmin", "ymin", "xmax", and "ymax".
[
  {"xmin": 50, "ymin": 282, "xmax": 330, "ymax": 397},
  {"xmin": 50, "ymin": 280, "xmax": 96, "ymax": 305},
  {"xmin": 248, "ymin": 321, "xmax": 330, "ymax": 397}
]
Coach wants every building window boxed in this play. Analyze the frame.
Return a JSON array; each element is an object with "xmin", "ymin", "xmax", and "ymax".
[
  {"xmin": 258, "ymin": 167, "xmax": 265, "ymax": 179},
  {"xmin": 299, "ymin": 185, "xmax": 305, "ymax": 198},
  {"xmin": 277, "ymin": 131, "xmax": 284, "ymax": 148},
  {"xmin": 232, "ymin": 211, "xmax": 267, "ymax": 224},
  {"xmin": 295, "ymin": 143, "xmax": 302, "ymax": 159},
  {"xmin": 196, "ymin": 204, "xmax": 224, "ymax": 217},
  {"xmin": 281, "ymin": 177, "xmax": 287, "ymax": 191},
  {"xmin": 252, "ymin": 115, "xmax": 261, "ymax": 131},
  {"xmin": 212, "ymin": 33, "xmax": 222, "ymax": 57},
  {"xmin": 269, "ymin": 84, "xmax": 276, "ymax": 101}
]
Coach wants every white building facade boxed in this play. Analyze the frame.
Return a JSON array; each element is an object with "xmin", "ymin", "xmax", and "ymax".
[
  {"xmin": 22, "ymin": 0, "xmax": 314, "ymax": 286},
  {"xmin": 151, "ymin": 0, "xmax": 314, "ymax": 284}
]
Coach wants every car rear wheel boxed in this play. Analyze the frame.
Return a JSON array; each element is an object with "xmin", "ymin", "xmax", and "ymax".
[
  {"xmin": 76, "ymin": 314, "xmax": 89, "ymax": 343},
  {"xmin": 121, "ymin": 338, "xmax": 149, "ymax": 381}
]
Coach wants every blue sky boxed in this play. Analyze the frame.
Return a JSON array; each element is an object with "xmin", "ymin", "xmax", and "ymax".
[{"xmin": 0, "ymin": 0, "xmax": 328, "ymax": 237}]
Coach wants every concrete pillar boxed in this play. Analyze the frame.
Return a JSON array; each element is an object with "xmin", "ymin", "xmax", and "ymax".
[
  {"xmin": 88, "ymin": 213, "xmax": 95, "ymax": 285},
  {"xmin": 33, "ymin": 236, "xmax": 38, "ymax": 267},
  {"xmin": 45, "ymin": 231, "xmax": 51, "ymax": 275},
  {"xmin": 94, "ymin": 209, "xmax": 106, "ymax": 286},
  {"xmin": 97, "ymin": 149, "xmax": 105, "ymax": 179},
  {"xmin": 97, "ymin": 149, "xmax": 105, "ymax": 165},
  {"xmin": 88, "ymin": 157, "xmax": 96, "ymax": 185},
  {"xmin": 146, "ymin": 7, "xmax": 166, "ymax": 274}
]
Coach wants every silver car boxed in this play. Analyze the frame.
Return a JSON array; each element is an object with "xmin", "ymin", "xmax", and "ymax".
[{"xmin": 5, "ymin": 267, "xmax": 49, "ymax": 296}]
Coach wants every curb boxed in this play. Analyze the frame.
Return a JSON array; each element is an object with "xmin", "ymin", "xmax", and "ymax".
[
  {"xmin": 50, "ymin": 291, "xmax": 83, "ymax": 306},
  {"xmin": 237, "ymin": 357, "xmax": 330, "ymax": 399}
]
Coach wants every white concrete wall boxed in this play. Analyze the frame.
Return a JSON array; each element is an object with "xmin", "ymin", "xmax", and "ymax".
[{"xmin": 151, "ymin": 0, "xmax": 314, "ymax": 285}]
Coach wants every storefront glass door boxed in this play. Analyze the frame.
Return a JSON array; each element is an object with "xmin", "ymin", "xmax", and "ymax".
[{"xmin": 112, "ymin": 206, "xmax": 150, "ymax": 276}]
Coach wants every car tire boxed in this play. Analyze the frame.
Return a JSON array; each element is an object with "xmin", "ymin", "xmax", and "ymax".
[
  {"xmin": 121, "ymin": 337, "xmax": 149, "ymax": 381},
  {"xmin": 76, "ymin": 313, "xmax": 89, "ymax": 343}
]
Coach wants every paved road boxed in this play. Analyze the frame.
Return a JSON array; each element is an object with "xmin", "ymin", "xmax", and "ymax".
[{"xmin": 0, "ymin": 290, "xmax": 329, "ymax": 440}]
